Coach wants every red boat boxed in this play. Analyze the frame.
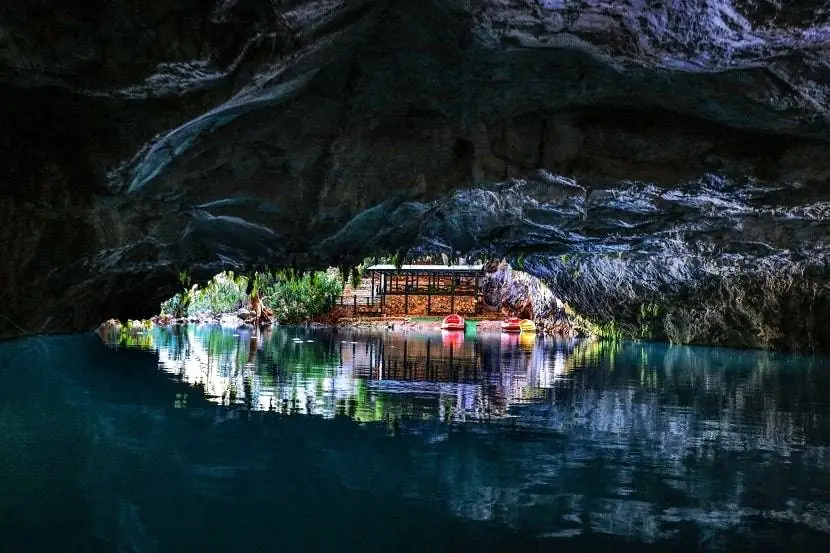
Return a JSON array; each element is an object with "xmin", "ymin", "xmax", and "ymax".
[
  {"xmin": 441, "ymin": 330, "xmax": 464, "ymax": 348},
  {"xmin": 501, "ymin": 317, "xmax": 522, "ymax": 333},
  {"xmin": 440, "ymin": 314, "xmax": 466, "ymax": 331}
]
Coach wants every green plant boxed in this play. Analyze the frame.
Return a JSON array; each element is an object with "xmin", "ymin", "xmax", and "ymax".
[
  {"xmin": 391, "ymin": 249, "xmax": 407, "ymax": 271},
  {"xmin": 117, "ymin": 325, "xmax": 155, "ymax": 349},
  {"xmin": 595, "ymin": 319, "xmax": 624, "ymax": 341},
  {"xmin": 251, "ymin": 270, "xmax": 277, "ymax": 301},
  {"xmin": 262, "ymin": 269, "xmax": 343, "ymax": 324},
  {"xmin": 159, "ymin": 271, "xmax": 197, "ymax": 317},
  {"xmin": 159, "ymin": 268, "xmax": 343, "ymax": 324},
  {"xmin": 160, "ymin": 285, "xmax": 195, "ymax": 318},
  {"xmin": 636, "ymin": 302, "xmax": 662, "ymax": 339},
  {"xmin": 188, "ymin": 272, "xmax": 248, "ymax": 318}
]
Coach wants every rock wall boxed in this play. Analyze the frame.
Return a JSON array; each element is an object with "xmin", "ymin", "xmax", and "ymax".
[
  {"xmin": 482, "ymin": 261, "xmax": 561, "ymax": 319},
  {"xmin": 2, "ymin": 1, "xmax": 830, "ymax": 349},
  {"xmin": 528, "ymin": 254, "xmax": 830, "ymax": 351}
]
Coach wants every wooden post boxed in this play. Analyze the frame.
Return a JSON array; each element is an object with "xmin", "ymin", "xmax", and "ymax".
[
  {"xmin": 353, "ymin": 295, "xmax": 357, "ymax": 317},
  {"xmin": 379, "ymin": 338, "xmax": 384, "ymax": 380},
  {"xmin": 371, "ymin": 271, "xmax": 375, "ymax": 302},
  {"xmin": 369, "ymin": 338, "xmax": 375, "ymax": 378},
  {"xmin": 426, "ymin": 338, "xmax": 431, "ymax": 378},
  {"xmin": 427, "ymin": 293, "xmax": 431, "ymax": 315},
  {"xmin": 450, "ymin": 276, "xmax": 455, "ymax": 314}
]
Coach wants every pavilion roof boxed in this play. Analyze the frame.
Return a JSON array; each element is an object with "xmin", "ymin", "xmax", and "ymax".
[{"xmin": 365, "ymin": 264, "xmax": 483, "ymax": 274}]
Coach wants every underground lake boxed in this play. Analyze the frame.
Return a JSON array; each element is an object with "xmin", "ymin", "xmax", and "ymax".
[
  {"xmin": 6, "ymin": 1, "xmax": 830, "ymax": 551},
  {"xmin": 1, "ymin": 326, "xmax": 828, "ymax": 553}
]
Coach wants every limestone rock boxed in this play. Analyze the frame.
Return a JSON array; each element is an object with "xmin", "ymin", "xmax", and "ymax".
[{"xmin": 2, "ymin": 0, "xmax": 830, "ymax": 349}]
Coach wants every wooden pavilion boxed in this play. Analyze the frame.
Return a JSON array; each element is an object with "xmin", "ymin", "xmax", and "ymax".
[{"xmin": 364, "ymin": 264, "xmax": 484, "ymax": 316}]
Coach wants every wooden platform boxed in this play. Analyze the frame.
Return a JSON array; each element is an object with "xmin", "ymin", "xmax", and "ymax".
[{"xmin": 332, "ymin": 265, "xmax": 504, "ymax": 319}]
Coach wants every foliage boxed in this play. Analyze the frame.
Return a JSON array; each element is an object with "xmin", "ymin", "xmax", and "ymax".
[
  {"xmin": 251, "ymin": 270, "xmax": 278, "ymax": 297},
  {"xmin": 572, "ymin": 315, "xmax": 625, "ymax": 341},
  {"xmin": 160, "ymin": 286, "xmax": 195, "ymax": 318},
  {"xmin": 96, "ymin": 323, "xmax": 155, "ymax": 349},
  {"xmin": 159, "ymin": 270, "xmax": 196, "ymax": 318},
  {"xmin": 160, "ymin": 272, "xmax": 247, "ymax": 319},
  {"xmin": 261, "ymin": 269, "xmax": 343, "ymax": 324},
  {"xmin": 593, "ymin": 319, "xmax": 624, "ymax": 341},
  {"xmin": 516, "ymin": 252, "xmax": 525, "ymax": 269},
  {"xmin": 390, "ymin": 249, "xmax": 408, "ymax": 271},
  {"xmin": 160, "ymin": 268, "xmax": 344, "ymax": 324},
  {"xmin": 338, "ymin": 265, "xmax": 361, "ymax": 288},
  {"xmin": 189, "ymin": 272, "xmax": 248, "ymax": 318},
  {"xmin": 636, "ymin": 302, "xmax": 661, "ymax": 339}
]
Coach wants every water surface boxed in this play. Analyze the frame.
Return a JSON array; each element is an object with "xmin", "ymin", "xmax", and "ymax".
[{"xmin": 1, "ymin": 325, "xmax": 829, "ymax": 552}]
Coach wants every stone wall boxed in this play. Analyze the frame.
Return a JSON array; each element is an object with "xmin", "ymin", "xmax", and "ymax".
[
  {"xmin": 382, "ymin": 294, "xmax": 477, "ymax": 315},
  {"xmin": 327, "ymin": 305, "xmax": 356, "ymax": 321}
]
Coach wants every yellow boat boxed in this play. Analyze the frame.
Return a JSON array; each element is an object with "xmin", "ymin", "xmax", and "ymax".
[
  {"xmin": 519, "ymin": 319, "xmax": 536, "ymax": 333},
  {"xmin": 519, "ymin": 332, "xmax": 536, "ymax": 351}
]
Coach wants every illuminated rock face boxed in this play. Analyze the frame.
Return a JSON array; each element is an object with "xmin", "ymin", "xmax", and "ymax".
[{"xmin": 1, "ymin": 1, "xmax": 829, "ymax": 347}]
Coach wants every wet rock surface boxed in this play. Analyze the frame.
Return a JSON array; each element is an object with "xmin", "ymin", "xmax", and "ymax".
[
  {"xmin": 2, "ymin": 0, "xmax": 830, "ymax": 348},
  {"xmin": 481, "ymin": 260, "xmax": 561, "ymax": 320}
]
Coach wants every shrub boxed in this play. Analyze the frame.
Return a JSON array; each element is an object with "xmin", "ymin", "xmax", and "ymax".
[
  {"xmin": 261, "ymin": 269, "xmax": 343, "ymax": 324},
  {"xmin": 188, "ymin": 272, "xmax": 248, "ymax": 318},
  {"xmin": 160, "ymin": 286, "xmax": 195, "ymax": 318},
  {"xmin": 159, "ymin": 269, "xmax": 342, "ymax": 324}
]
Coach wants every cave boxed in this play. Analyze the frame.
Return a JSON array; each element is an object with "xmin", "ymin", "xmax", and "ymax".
[{"xmin": 2, "ymin": 0, "xmax": 830, "ymax": 350}]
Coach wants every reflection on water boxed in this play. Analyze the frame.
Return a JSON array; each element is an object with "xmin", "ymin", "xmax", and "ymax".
[
  {"xmin": 2, "ymin": 326, "xmax": 829, "ymax": 552},
  {"xmin": 105, "ymin": 325, "xmax": 588, "ymax": 421}
]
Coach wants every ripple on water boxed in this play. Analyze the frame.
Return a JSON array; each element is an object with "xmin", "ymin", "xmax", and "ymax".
[{"xmin": 1, "ymin": 326, "xmax": 828, "ymax": 552}]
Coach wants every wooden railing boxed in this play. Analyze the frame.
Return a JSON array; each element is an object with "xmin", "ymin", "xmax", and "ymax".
[{"xmin": 333, "ymin": 295, "xmax": 382, "ymax": 317}]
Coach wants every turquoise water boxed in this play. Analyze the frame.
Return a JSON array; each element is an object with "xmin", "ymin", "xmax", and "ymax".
[{"xmin": 1, "ymin": 325, "xmax": 829, "ymax": 552}]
